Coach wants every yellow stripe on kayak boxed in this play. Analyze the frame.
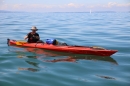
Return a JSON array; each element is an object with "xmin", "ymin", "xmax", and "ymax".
[{"xmin": 16, "ymin": 41, "xmax": 27, "ymax": 45}]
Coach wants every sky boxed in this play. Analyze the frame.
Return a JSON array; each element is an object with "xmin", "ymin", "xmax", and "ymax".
[{"xmin": 0, "ymin": 0, "xmax": 130, "ymax": 12}]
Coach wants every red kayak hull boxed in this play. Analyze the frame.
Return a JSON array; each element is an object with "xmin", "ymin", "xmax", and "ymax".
[{"xmin": 8, "ymin": 39, "xmax": 118, "ymax": 56}]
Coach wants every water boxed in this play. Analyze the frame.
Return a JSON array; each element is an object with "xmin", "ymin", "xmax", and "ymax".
[{"xmin": 0, "ymin": 12, "xmax": 130, "ymax": 86}]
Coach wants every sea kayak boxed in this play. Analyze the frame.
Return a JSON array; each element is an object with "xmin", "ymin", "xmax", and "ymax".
[{"xmin": 7, "ymin": 39, "xmax": 118, "ymax": 56}]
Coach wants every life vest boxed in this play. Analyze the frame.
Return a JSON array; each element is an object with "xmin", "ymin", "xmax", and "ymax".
[{"xmin": 28, "ymin": 32, "xmax": 39, "ymax": 43}]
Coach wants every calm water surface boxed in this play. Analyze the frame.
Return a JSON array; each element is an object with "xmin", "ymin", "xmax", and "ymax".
[{"xmin": 0, "ymin": 12, "xmax": 130, "ymax": 86}]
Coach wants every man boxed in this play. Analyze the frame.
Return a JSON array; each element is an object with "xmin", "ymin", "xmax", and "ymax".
[{"xmin": 24, "ymin": 26, "xmax": 40, "ymax": 43}]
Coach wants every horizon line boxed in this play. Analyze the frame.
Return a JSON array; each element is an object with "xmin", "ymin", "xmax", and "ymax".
[{"xmin": 0, "ymin": 10, "xmax": 130, "ymax": 13}]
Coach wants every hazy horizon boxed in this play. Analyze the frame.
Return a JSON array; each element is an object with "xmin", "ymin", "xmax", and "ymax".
[{"xmin": 0, "ymin": 0, "xmax": 130, "ymax": 12}]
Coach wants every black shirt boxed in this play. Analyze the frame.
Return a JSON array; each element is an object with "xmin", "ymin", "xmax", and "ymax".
[{"xmin": 27, "ymin": 32, "xmax": 39, "ymax": 43}]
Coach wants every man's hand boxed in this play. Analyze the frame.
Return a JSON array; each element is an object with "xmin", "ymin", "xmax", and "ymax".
[{"xmin": 35, "ymin": 36, "xmax": 39, "ymax": 39}]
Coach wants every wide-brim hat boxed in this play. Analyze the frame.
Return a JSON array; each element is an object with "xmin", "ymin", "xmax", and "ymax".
[{"xmin": 31, "ymin": 26, "xmax": 38, "ymax": 31}]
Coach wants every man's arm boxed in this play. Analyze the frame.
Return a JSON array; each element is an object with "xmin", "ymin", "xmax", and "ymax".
[
  {"xmin": 36, "ymin": 33, "xmax": 40, "ymax": 40},
  {"xmin": 24, "ymin": 33, "xmax": 30, "ymax": 40},
  {"xmin": 24, "ymin": 35, "xmax": 28, "ymax": 40}
]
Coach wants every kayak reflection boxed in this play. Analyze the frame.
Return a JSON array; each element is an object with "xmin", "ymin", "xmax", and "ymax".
[
  {"xmin": 18, "ymin": 67, "xmax": 39, "ymax": 72},
  {"xmin": 9, "ymin": 46, "xmax": 118, "ymax": 73},
  {"xmin": 26, "ymin": 60, "xmax": 39, "ymax": 68},
  {"xmin": 23, "ymin": 47, "xmax": 118, "ymax": 65}
]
